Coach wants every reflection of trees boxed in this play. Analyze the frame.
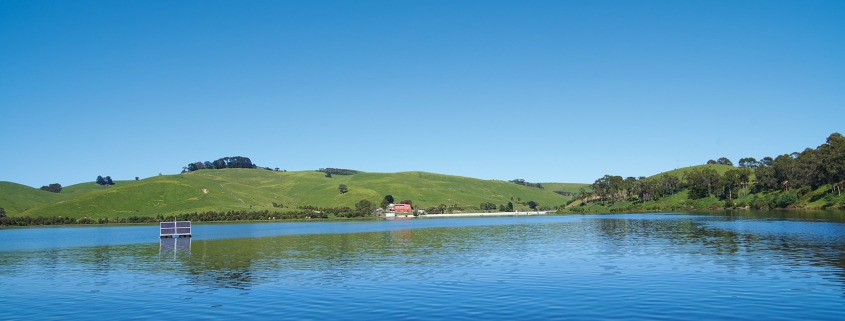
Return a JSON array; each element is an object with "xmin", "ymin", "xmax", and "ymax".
[
  {"xmin": 1, "ymin": 213, "xmax": 844, "ymax": 292},
  {"xmin": 158, "ymin": 227, "xmax": 509, "ymax": 290},
  {"xmin": 588, "ymin": 212, "xmax": 845, "ymax": 289}
]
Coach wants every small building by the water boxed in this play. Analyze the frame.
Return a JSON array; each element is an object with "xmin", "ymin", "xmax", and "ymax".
[{"xmin": 394, "ymin": 204, "xmax": 412, "ymax": 213}]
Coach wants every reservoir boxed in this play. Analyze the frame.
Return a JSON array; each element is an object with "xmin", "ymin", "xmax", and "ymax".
[{"xmin": 2, "ymin": 212, "xmax": 845, "ymax": 320}]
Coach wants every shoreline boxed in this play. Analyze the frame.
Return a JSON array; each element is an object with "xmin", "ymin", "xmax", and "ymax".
[
  {"xmin": 419, "ymin": 211, "xmax": 550, "ymax": 218},
  {"xmin": 5, "ymin": 209, "xmax": 845, "ymax": 229}
]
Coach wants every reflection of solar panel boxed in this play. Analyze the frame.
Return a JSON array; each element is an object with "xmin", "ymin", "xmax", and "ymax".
[{"xmin": 160, "ymin": 221, "xmax": 192, "ymax": 238}]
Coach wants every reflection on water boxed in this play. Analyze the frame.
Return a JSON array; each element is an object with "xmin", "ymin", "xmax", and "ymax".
[
  {"xmin": 1, "ymin": 212, "xmax": 845, "ymax": 320},
  {"xmin": 159, "ymin": 237, "xmax": 192, "ymax": 256}
]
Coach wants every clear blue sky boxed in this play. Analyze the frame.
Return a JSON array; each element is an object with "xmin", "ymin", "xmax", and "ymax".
[{"xmin": 1, "ymin": 0, "xmax": 843, "ymax": 188}]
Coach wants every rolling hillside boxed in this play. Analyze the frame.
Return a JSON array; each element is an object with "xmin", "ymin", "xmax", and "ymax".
[
  {"xmin": 2, "ymin": 169, "xmax": 572, "ymax": 219},
  {"xmin": 541, "ymin": 183, "xmax": 591, "ymax": 194}
]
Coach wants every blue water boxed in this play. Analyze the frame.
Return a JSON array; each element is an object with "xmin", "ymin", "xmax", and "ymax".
[{"xmin": 2, "ymin": 213, "xmax": 845, "ymax": 320}]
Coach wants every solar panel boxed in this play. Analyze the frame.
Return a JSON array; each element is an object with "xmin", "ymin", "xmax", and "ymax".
[{"xmin": 160, "ymin": 221, "xmax": 192, "ymax": 237}]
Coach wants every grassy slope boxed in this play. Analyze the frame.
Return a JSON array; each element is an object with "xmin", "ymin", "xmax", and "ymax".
[
  {"xmin": 541, "ymin": 183, "xmax": 591, "ymax": 194},
  {"xmin": 0, "ymin": 182, "xmax": 64, "ymax": 215},
  {"xmin": 8, "ymin": 169, "xmax": 571, "ymax": 219}
]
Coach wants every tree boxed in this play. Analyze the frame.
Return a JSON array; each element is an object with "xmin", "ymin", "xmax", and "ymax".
[
  {"xmin": 0, "ymin": 207, "xmax": 5, "ymax": 218},
  {"xmin": 96, "ymin": 176, "xmax": 106, "ymax": 185},
  {"xmin": 527, "ymin": 201, "xmax": 538, "ymax": 209},
  {"xmin": 135, "ymin": 177, "xmax": 139, "ymax": 181},
  {"xmin": 106, "ymin": 176, "xmax": 114, "ymax": 185},
  {"xmin": 506, "ymin": 202, "xmax": 514, "ymax": 211},
  {"xmin": 338, "ymin": 184, "xmax": 348, "ymax": 194},
  {"xmin": 400, "ymin": 199, "xmax": 412, "ymax": 205},
  {"xmin": 720, "ymin": 169, "xmax": 742, "ymax": 200},
  {"xmin": 325, "ymin": 172, "xmax": 332, "ymax": 178},
  {"xmin": 738, "ymin": 157, "xmax": 759, "ymax": 168},
  {"xmin": 355, "ymin": 199, "xmax": 375, "ymax": 215},
  {"xmin": 706, "ymin": 159, "xmax": 717, "ymax": 164},
  {"xmin": 384, "ymin": 195, "xmax": 395, "ymax": 204},
  {"xmin": 755, "ymin": 161, "xmax": 778, "ymax": 192},
  {"xmin": 684, "ymin": 168, "xmax": 720, "ymax": 199}
]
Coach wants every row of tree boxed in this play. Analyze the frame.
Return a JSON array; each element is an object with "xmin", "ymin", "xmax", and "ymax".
[
  {"xmin": 0, "ymin": 210, "xmax": 333, "ymax": 226},
  {"xmin": 751, "ymin": 134, "xmax": 845, "ymax": 195},
  {"xmin": 706, "ymin": 157, "xmax": 734, "ymax": 166},
  {"xmin": 184, "ymin": 156, "xmax": 256, "ymax": 172},
  {"xmin": 317, "ymin": 168, "xmax": 360, "ymax": 175},
  {"xmin": 588, "ymin": 173, "xmax": 684, "ymax": 204},
  {"xmin": 585, "ymin": 133, "xmax": 845, "ymax": 207},
  {"xmin": 509, "ymin": 179, "xmax": 543, "ymax": 189}
]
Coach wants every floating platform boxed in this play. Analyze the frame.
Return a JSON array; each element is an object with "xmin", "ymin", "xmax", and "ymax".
[{"xmin": 160, "ymin": 221, "xmax": 192, "ymax": 238}]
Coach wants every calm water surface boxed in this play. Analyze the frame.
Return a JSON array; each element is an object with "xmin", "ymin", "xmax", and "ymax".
[{"xmin": 2, "ymin": 212, "xmax": 845, "ymax": 320}]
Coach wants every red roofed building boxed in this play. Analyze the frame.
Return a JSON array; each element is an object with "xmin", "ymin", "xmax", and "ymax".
[{"xmin": 393, "ymin": 204, "xmax": 412, "ymax": 213}]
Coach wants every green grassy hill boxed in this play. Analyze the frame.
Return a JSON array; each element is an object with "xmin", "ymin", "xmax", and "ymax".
[
  {"xmin": 541, "ymin": 183, "xmax": 591, "ymax": 194},
  {"xmin": 2, "ymin": 169, "xmax": 572, "ymax": 219},
  {"xmin": 0, "ymin": 182, "xmax": 64, "ymax": 216}
]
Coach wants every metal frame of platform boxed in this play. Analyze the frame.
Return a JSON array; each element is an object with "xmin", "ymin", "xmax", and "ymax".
[{"xmin": 160, "ymin": 221, "xmax": 192, "ymax": 238}]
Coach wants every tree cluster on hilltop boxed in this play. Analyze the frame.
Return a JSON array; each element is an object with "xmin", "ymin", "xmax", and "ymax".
[
  {"xmin": 706, "ymin": 157, "xmax": 734, "ymax": 166},
  {"xmin": 509, "ymin": 179, "xmax": 543, "ymax": 189},
  {"xmin": 39, "ymin": 183, "xmax": 62, "ymax": 193},
  {"xmin": 183, "ymin": 156, "xmax": 257, "ymax": 172},
  {"xmin": 317, "ymin": 168, "xmax": 360, "ymax": 175},
  {"xmin": 96, "ymin": 176, "xmax": 114, "ymax": 186},
  {"xmin": 581, "ymin": 133, "xmax": 845, "ymax": 210}
]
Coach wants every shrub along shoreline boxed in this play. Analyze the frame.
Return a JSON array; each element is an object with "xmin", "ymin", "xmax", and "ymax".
[{"xmin": 0, "ymin": 209, "xmax": 365, "ymax": 227}]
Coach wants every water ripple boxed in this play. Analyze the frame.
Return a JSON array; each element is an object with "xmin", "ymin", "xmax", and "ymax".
[{"xmin": 1, "ymin": 213, "xmax": 845, "ymax": 320}]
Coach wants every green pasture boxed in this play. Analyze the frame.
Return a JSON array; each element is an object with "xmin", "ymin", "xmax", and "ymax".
[{"xmin": 1, "ymin": 169, "xmax": 573, "ymax": 219}]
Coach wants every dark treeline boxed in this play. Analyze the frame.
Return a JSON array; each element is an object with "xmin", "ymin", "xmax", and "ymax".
[
  {"xmin": 509, "ymin": 179, "xmax": 543, "ymax": 189},
  {"xmin": 479, "ymin": 202, "xmax": 498, "ymax": 210},
  {"xmin": 0, "ymin": 210, "xmax": 331, "ymax": 227},
  {"xmin": 317, "ymin": 168, "xmax": 360, "ymax": 175},
  {"xmin": 582, "ymin": 133, "xmax": 845, "ymax": 210},
  {"xmin": 184, "ymin": 156, "xmax": 257, "ymax": 172},
  {"xmin": 40, "ymin": 183, "xmax": 62, "ymax": 193},
  {"xmin": 706, "ymin": 157, "xmax": 734, "ymax": 166},
  {"xmin": 295, "ymin": 205, "xmax": 367, "ymax": 218},
  {"xmin": 587, "ymin": 174, "xmax": 683, "ymax": 203}
]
